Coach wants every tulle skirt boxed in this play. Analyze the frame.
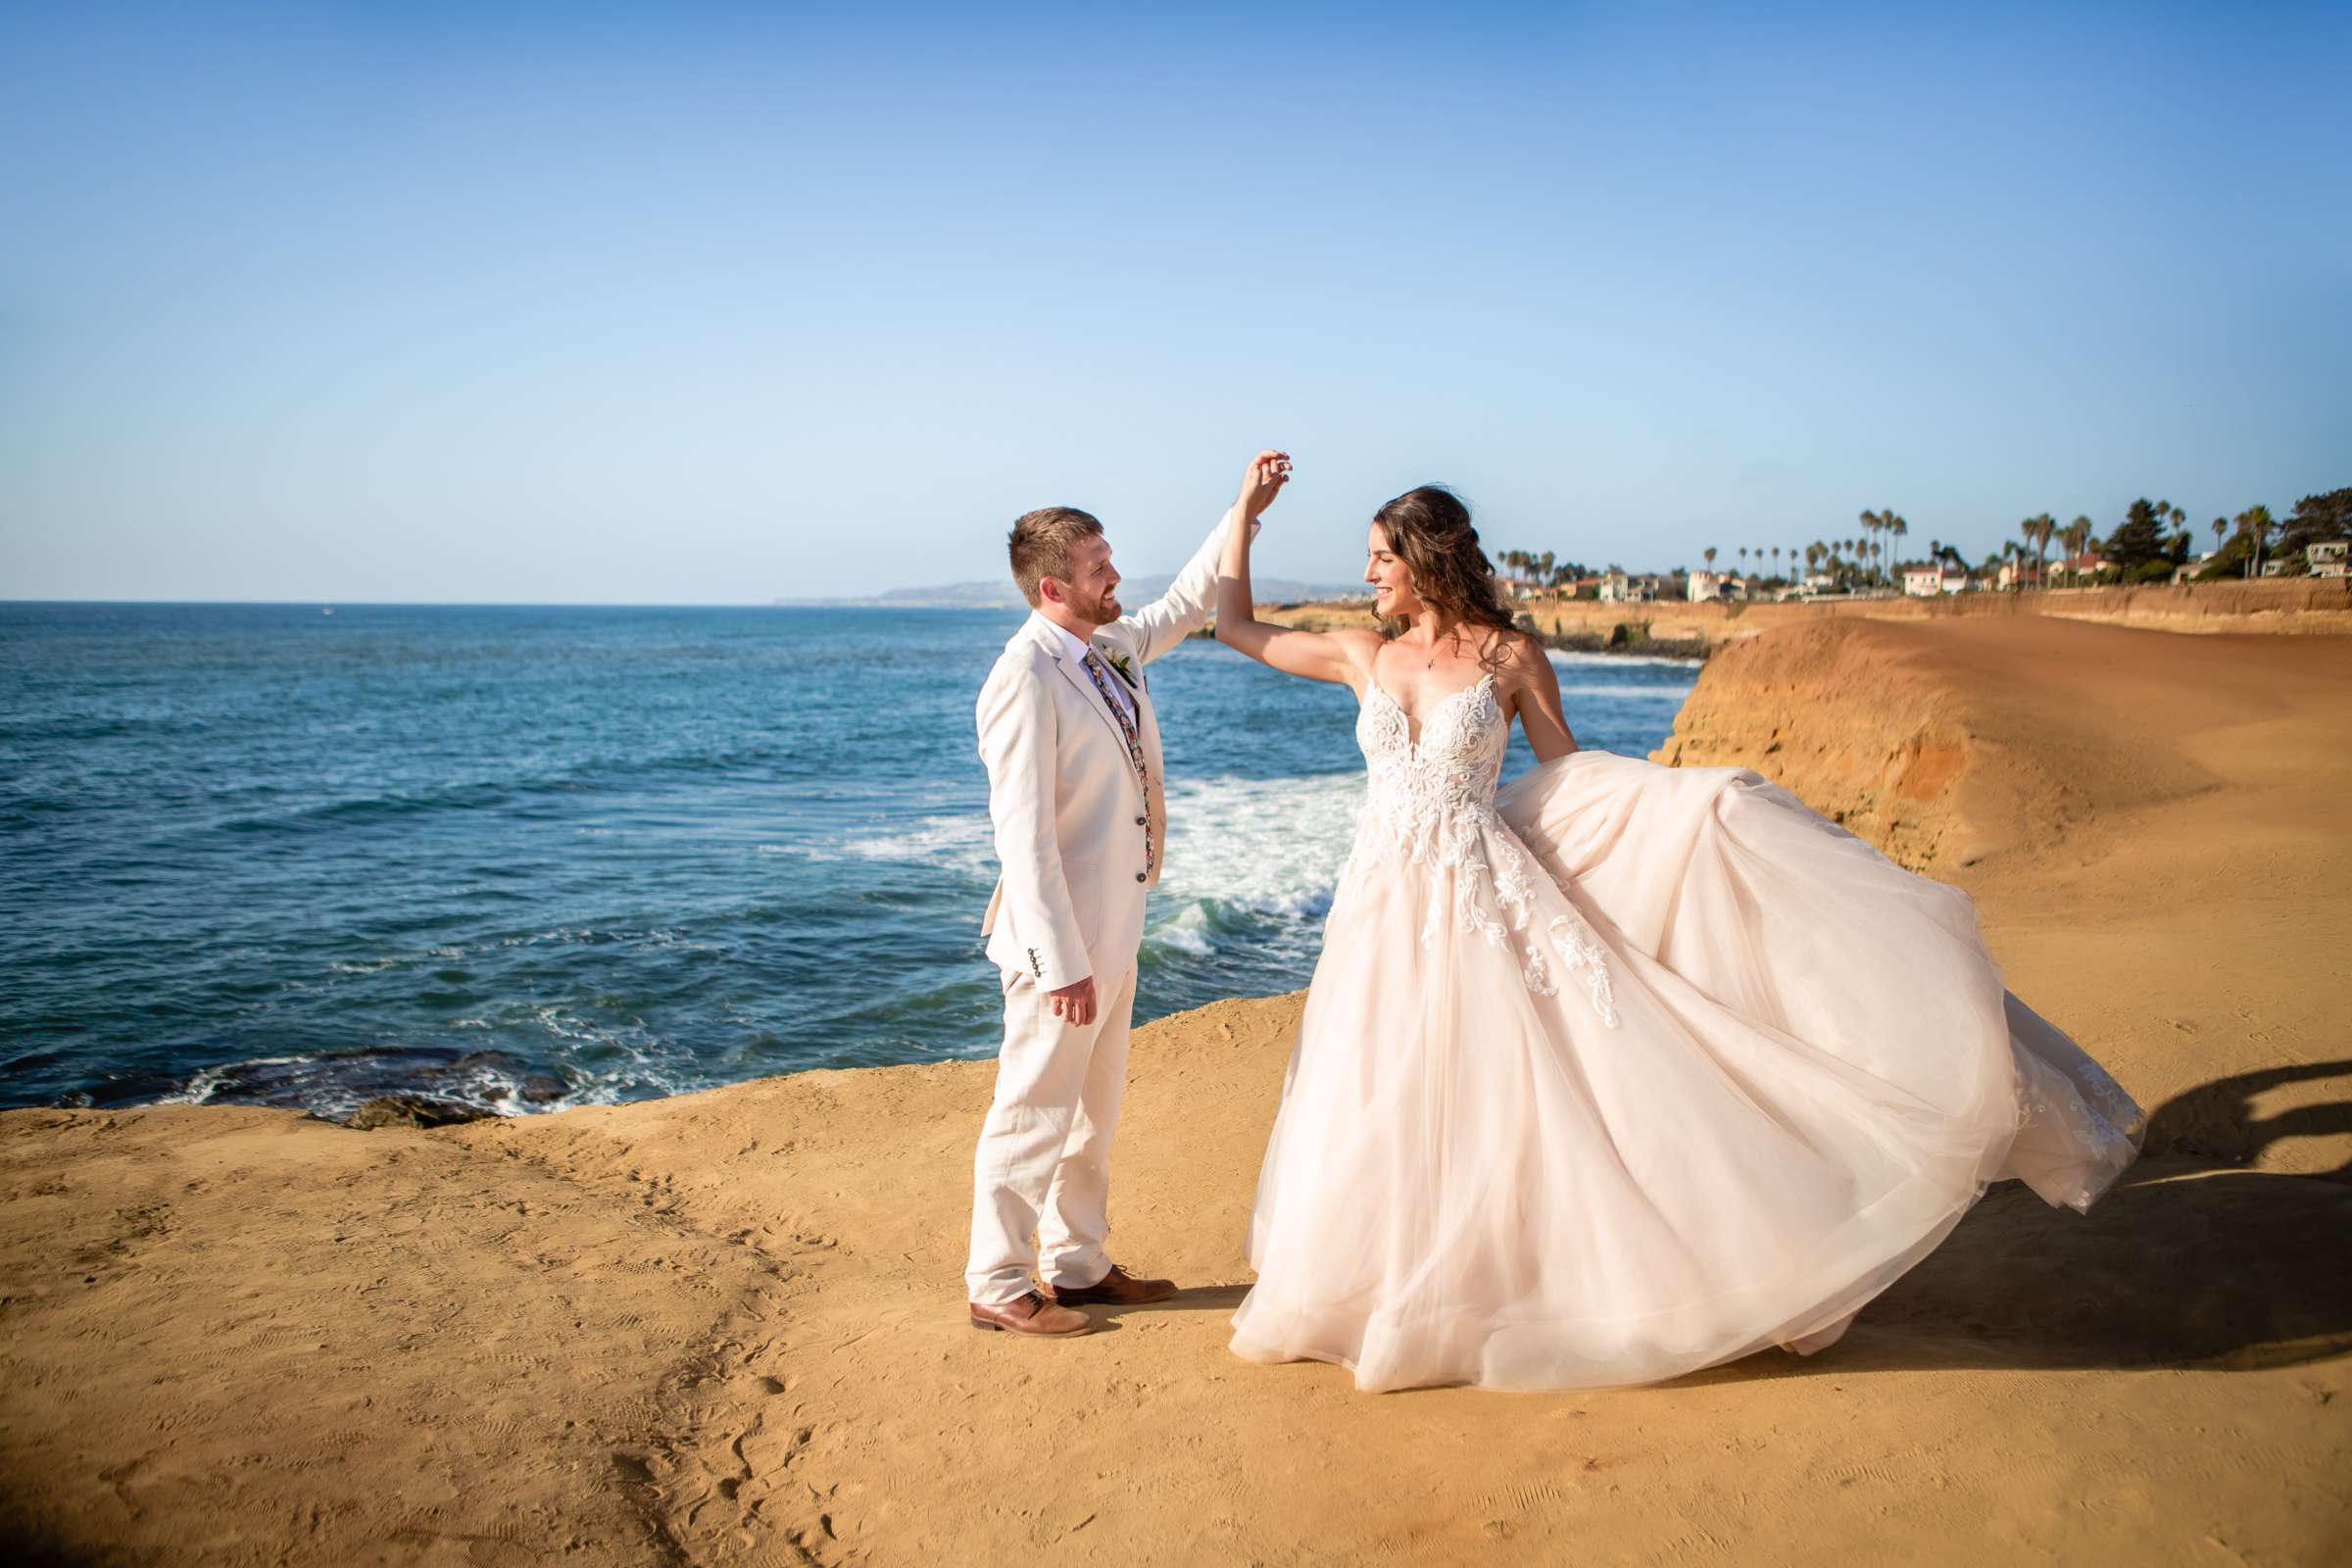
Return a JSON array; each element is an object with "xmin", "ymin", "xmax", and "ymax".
[{"xmin": 1227, "ymin": 750, "xmax": 2143, "ymax": 1393}]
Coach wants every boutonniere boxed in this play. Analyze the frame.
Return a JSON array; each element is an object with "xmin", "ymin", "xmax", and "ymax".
[{"xmin": 1101, "ymin": 647, "xmax": 1141, "ymax": 690}]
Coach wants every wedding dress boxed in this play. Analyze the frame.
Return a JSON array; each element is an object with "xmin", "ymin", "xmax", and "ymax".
[{"xmin": 1227, "ymin": 671, "xmax": 2143, "ymax": 1393}]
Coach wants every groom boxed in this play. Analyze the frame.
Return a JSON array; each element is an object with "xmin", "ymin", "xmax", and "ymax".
[{"xmin": 966, "ymin": 451, "xmax": 1291, "ymax": 1336}]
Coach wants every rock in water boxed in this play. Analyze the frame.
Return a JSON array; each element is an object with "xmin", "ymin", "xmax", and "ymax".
[{"xmin": 343, "ymin": 1095, "xmax": 496, "ymax": 1130}]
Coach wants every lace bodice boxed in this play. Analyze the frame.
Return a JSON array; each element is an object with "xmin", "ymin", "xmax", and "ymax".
[
  {"xmin": 1341, "ymin": 671, "xmax": 1617, "ymax": 1025},
  {"xmin": 1356, "ymin": 672, "xmax": 1510, "ymax": 841}
]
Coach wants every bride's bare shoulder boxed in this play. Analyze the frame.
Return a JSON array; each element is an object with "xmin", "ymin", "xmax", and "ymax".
[{"xmin": 1485, "ymin": 627, "xmax": 1550, "ymax": 674}]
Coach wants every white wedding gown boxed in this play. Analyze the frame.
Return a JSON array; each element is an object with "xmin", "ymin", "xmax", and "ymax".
[{"xmin": 1227, "ymin": 672, "xmax": 2144, "ymax": 1393}]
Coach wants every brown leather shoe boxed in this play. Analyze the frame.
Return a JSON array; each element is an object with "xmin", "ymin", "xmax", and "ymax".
[
  {"xmin": 1045, "ymin": 1263, "xmax": 1178, "ymax": 1307},
  {"xmin": 968, "ymin": 1290, "xmax": 1093, "ymax": 1337}
]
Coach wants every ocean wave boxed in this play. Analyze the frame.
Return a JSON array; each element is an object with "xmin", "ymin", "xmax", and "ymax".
[
  {"xmin": 813, "ymin": 772, "xmax": 1364, "ymax": 936},
  {"xmin": 1163, "ymin": 772, "xmax": 1360, "ymax": 902},
  {"xmin": 1146, "ymin": 902, "xmax": 1218, "ymax": 958},
  {"xmin": 834, "ymin": 814, "xmax": 996, "ymax": 878},
  {"xmin": 1145, "ymin": 772, "xmax": 1359, "ymax": 955}
]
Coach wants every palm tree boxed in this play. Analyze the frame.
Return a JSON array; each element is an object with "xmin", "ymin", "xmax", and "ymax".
[
  {"xmin": 2022, "ymin": 514, "xmax": 2056, "ymax": 588},
  {"xmin": 2064, "ymin": 515, "xmax": 2093, "ymax": 583},
  {"xmin": 2236, "ymin": 506, "xmax": 2275, "ymax": 579},
  {"xmin": 1703, "ymin": 546, "xmax": 1718, "ymax": 571}
]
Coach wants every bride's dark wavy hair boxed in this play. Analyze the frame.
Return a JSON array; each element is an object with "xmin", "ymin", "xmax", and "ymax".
[{"xmin": 1371, "ymin": 486, "xmax": 1519, "ymax": 649}]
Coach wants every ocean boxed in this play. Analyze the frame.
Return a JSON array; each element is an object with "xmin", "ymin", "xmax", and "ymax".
[{"xmin": 0, "ymin": 603, "xmax": 1696, "ymax": 1119}]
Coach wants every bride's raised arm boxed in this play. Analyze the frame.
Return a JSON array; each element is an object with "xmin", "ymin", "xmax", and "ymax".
[{"xmin": 1215, "ymin": 452, "xmax": 1375, "ymax": 687}]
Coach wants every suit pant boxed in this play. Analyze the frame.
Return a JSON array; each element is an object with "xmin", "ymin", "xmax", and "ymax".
[{"xmin": 964, "ymin": 960, "xmax": 1140, "ymax": 1306}]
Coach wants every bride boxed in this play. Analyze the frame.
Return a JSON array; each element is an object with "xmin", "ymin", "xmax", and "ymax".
[{"xmin": 1211, "ymin": 454, "xmax": 2144, "ymax": 1393}]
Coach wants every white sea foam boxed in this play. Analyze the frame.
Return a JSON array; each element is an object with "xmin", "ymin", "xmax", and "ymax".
[
  {"xmin": 159, "ymin": 1031, "xmax": 708, "ymax": 1120},
  {"xmin": 1552, "ymin": 683, "xmax": 1694, "ymax": 703},
  {"xmin": 159, "ymin": 1054, "xmax": 310, "ymax": 1106},
  {"xmin": 1144, "ymin": 772, "xmax": 1362, "ymax": 954},
  {"xmin": 838, "ymin": 813, "xmax": 996, "ymax": 879},
  {"xmin": 812, "ymin": 771, "xmax": 1363, "ymax": 957},
  {"xmin": 1548, "ymin": 649, "xmax": 1707, "ymax": 670},
  {"xmin": 1149, "ymin": 902, "xmax": 1217, "ymax": 957}
]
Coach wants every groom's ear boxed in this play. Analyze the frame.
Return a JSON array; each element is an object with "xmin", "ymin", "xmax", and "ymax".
[{"xmin": 1036, "ymin": 575, "xmax": 1067, "ymax": 608}]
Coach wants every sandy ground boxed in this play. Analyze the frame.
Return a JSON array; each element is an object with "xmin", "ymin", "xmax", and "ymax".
[{"xmin": 5, "ymin": 616, "xmax": 2350, "ymax": 1566}]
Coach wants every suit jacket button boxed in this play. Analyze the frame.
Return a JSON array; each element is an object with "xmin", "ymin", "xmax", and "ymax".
[
  {"xmin": 1135, "ymin": 871, "xmax": 1147, "ymax": 882},
  {"xmin": 1135, "ymin": 815, "xmax": 1147, "ymax": 826}
]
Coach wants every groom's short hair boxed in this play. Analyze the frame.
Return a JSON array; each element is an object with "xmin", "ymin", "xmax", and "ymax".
[{"xmin": 1008, "ymin": 507, "xmax": 1104, "ymax": 607}]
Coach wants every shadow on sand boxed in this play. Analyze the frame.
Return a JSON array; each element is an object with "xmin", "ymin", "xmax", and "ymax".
[{"xmin": 1753, "ymin": 1059, "xmax": 2352, "ymax": 1379}]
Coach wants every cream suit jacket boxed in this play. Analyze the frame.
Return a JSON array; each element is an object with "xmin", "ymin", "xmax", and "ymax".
[{"xmin": 977, "ymin": 507, "xmax": 1250, "ymax": 990}]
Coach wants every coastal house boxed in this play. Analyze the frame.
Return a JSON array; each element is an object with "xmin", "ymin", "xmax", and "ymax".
[
  {"xmin": 1687, "ymin": 569, "xmax": 1748, "ymax": 602},
  {"xmin": 1903, "ymin": 564, "xmax": 1970, "ymax": 596},
  {"xmin": 1787, "ymin": 570, "xmax": 1845, "ymax": 602},
  {"xmin": 2309, "ymin": 540, "xmax": 2348, "ymax": 578},
  {"xmin": 2048, "ymin": 552, "xmax": 2111, "ymax": 585},
  {"xmin": 1598, "ymin": 568, "xmax": 1641, "ymax": 603}
]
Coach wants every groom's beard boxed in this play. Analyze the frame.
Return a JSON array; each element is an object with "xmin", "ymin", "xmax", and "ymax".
[{"xmin": 1069, "ymin": 587, "xmax": 1120, "ymax": 625}]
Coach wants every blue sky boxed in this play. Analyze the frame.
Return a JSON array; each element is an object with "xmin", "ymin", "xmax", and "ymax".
[{"xmin": 3, "ymin": 1, "xmax": 2345, "ymax": 602}]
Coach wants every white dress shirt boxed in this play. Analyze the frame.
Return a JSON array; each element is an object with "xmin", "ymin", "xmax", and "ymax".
[{"xmin": 1040, "ymin": 615, "xmax": 1137, "ymax": 730}]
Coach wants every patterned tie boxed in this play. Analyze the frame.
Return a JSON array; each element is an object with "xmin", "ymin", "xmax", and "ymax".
[
  {"xmin": 1081, "ymin": 650, "xmax": 1154, "ymax": 872},
  {"xmin": 1080, "ymin": 650, "xmax": 1138, "ymax": 745}
]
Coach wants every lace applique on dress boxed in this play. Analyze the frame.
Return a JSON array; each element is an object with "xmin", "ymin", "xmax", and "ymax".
[{"xmin": 1339, "ymin": 670, "xmax": 1618, "ymax": 1027}]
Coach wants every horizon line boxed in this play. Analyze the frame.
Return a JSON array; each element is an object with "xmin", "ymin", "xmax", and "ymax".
[{"xmin": 0, "ymin": 597, "xmax": 1044, "ymax": 611}]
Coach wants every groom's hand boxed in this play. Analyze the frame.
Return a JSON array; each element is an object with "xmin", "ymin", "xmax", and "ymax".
[
  {"xmin": 1236, "ymin": 449, "xmax": 1292, "ymax": 522},
  {"xmin": 1048, "ymin": 975, "xmax": 1098, "ymax": 1028}
]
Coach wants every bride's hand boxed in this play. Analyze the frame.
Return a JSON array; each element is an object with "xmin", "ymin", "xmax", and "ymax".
[{"xmin": 1236, "ymin": 449, "xmax": 1292, "ymax": 521}]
